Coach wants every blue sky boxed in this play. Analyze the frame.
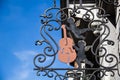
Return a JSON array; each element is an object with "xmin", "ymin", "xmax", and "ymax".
[{"xmin": 0, "ymin": 0, "xmax": 73, "ymax": 80}]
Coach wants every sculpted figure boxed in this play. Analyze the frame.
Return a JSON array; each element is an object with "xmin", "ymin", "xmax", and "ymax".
[
  {"xmin": 66, "ymin": 17, "xmax": 92, "ymax": 39},
  {"xmin": 73, "ymin": 40, "xmax": 93, "ymax": 68}
]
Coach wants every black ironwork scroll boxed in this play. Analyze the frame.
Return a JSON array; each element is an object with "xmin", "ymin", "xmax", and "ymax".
[{"xmin": 33, "ymin": 0, "xmax": 120, "ymax": 80}]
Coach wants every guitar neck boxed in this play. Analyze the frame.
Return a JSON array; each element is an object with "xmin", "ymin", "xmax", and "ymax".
[{"xmin": 62, "ymin": 25, "xmax": 67, "ymax": 39}]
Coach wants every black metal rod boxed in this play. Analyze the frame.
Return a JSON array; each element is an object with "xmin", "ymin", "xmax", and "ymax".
[
  {"xmin": 34, "ymin": 68, "xmax": 118, "ymax": 71},
  {"xmin": 79, "ymin": 0, "xmax": 82, "ymax": 7},
  {"xmin": 53, "ymin": 0, "xmax": 56, "ymax": 7}
]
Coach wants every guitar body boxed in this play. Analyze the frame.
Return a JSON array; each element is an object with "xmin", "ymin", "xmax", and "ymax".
[
  {"xmin": 59, "ymin": 38, "xmax": 73, "ymax": 48},
  {"xmin": 58, "ymin": 25, "xmax": 76, "ymax": 63},
  {"xmin": 58, "ymin": 38, "xmax": 76, "ymax": 63}
]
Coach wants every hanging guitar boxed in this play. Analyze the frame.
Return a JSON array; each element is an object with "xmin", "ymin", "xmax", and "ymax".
[{"xmin": 58, "ymin": 24, "xmax": 76, "ymax": 63}]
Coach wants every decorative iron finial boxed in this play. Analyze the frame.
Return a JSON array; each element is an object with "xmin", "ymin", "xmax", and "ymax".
[
  {"xmin": 73, "ymin": 0, "xmax": 76, "ymax": 9},
  {"xmin": 79, "ymin": 0, "xmax": 82, "ymax": 7},
  {"xmin": 53, "ymin": 0, "xmax": 56, "ymax": 7}
]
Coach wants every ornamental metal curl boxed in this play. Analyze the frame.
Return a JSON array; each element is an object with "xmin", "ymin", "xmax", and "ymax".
[
  {"xmin": 33, "ymin": 0, "xmax": 120, "ymax": 80},
  {"xmin": 102, "ymin": 0, "xmax": 120, "ymax": 6}
]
